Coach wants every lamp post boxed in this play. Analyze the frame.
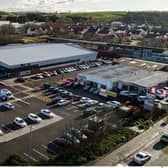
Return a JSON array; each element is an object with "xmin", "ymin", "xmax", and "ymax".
[{"xmin": 28, "ymin": 125, "xmax": 33, "ymax": 166}]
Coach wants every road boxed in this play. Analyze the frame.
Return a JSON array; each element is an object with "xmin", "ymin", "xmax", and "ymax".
[{"xmin": 94, "ymin": 118, "xmax": 168, "ymax": 166}]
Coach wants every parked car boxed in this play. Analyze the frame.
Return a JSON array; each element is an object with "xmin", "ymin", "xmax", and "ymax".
[
  {"xmin": 80, "ymin": 97, "xmax": 90, "ymax": 103},
  {"xmin": 14, "ymin": 117, "xmax": 27, "ymax": 128},
  {"xmin": 57, "ymin": 99, "xmax": 70, "ymax": 106},
  {"xmin": 0, "ymin": 94, "xmax": 8, "ymax": 101},
  {"xmin": 133, "ymin": 151, "xmax": 151, "ymax": 165},
  {"xmin": 63, "ymin": 132, "xmax": 80, "ymax": 144},
  {"xmin": 0, "ymin": 129, "xmax": 4, "ymax": 136},
  {"xmin": 70, "ymin": 128, "xmax": 87, "ymax": 140},
  {"xmin": 40, "ymin": 109, "xmax": 55, "ymax": 118},
  {"xmin": 2, "ymin": 102, "xmax": 15, "ymax": 110},
  {"xmin": 83, "ymin": 85, "xmax": 91, "ymax": 91},
  {"xmin": 138, "ymin": 96, "xmax": 147, "ymax": 102},
  {"xmin": 51, "ymin": 96, "xmax": 62, "ymax": 104},
  {"xmin": 35, "ymin": 73, "xmax": 44, "ymax": 79},
  {"xmin": 120, "ymin": 90, "xmax": 129, "ymax": 96},
  {"xmin": 43, "ymin": 72, "xmax": 51, "ymax": 77},
  {"xmin": 15, "ymin": 77, "xmax": 25, "ymax": 83},
  {"xmin": 155, "ymin": 90, "xmax": 165, "ymax": 99},
  {"xmin": 0, "ymin": 89, "xmax": 14, "ymax": 100},
  {"xmin": 106, "ymin": 101, "xmax": 121, "ymax": 108},
  {"xmin": 73, "ymin": 95, "xmax": 81, "ymax": 102},
  {"xmin": 51, "ymin": 88, "xmax": 60, "ymax": 94},
  {"xmin": 49, "ymin": 71, "xmax": 57, "ymax": 76},
  {"xmin": 53, "ymin": 138, "xmax": 73, "ymax": 146},
  {"xmin": 160, "ymin": 133, "xmax": 168, "ymax": 143},
  {"xmin": 28, "ymin": 113, "xmax": 42, "ymax": 123}
]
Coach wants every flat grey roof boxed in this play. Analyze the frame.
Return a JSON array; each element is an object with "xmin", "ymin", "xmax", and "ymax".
[
  {"xmin": 79, "ymin": 64, "xmax": 168, "ymax": 87},
  {"xmin": 0, "ymin": 43, "xmax": 95, "ymax": 66}
]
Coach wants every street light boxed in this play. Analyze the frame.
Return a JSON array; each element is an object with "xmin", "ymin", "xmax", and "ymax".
[{"xmin": 28, "ymin": 125, "xmax": 33, "ymax": 166}]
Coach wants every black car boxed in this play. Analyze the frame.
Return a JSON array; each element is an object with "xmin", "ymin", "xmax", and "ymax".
[
  {"xmin": 15, "ymin": 77, "xmax": 25, "ymax": 83},
  {"xmin": 53, "ymin": 138, "xmax": 73, "ymax": 147},
  {"xmin": 48, "ymin": 86, "xmax": 56, "ymax": 92},
  {"xmin": 51, "ymin": 96, "xmax": 62, "ymax": 104},
  {"xmin": 51, "ymin": 88, "xmax": 60, "ymax": 94}
]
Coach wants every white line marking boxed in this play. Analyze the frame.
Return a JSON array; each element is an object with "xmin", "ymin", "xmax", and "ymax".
[
  {"xmin": 33, "ymin": 148, "xmax": 49, "ymax": 160},
  {"xmin": 23, "ymin": 153, "xmax": 38, "ymax": 162},
  {"xmin": 17, "ymin": 99, "xmax": 30, "ymax": 105},
  {"xmin": 13, "ymin": 102, "xmax": 22, "ymax": 107}
]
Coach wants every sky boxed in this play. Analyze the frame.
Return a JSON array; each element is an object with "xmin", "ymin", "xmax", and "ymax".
[{"xmin": 0, "ymin": 0, "xmax": 168, "ymax": 12}]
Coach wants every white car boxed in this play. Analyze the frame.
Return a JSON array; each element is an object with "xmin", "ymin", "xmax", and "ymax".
[
  {"xmin": 57, "ymin": 99, "xmax": 70, "ymax": 106},
  {"xmin": 110, "ymin": 101, "xmax": 121, "ymax": 108},
  {"xmin": 2, "ymin": 102, "xmax": 15, "ymax": 110},
  {"xmin": 14, "ymin": 117, "xmax": 27, "ymax": 128},
  {"xmin": 133, "ymin": 151, "xmax": 151, "ymax": 165},
  {"xmin": 105, "ymin": 101, "xmax": 121, "ymax": 108},
  {"xmin": 120, "ymin": 90, "xmax": 129, "ymax": 96},
  {"xmin": 138, "ymin": 96, "xmax": 147, "ymax": 102},
  {"xmin": 28, "ymin": 113, "xmax": 42, "ymax": 123},
  {"xmin": 35, "ymin": 74, "xmax": 44, "ymax": 79},
  {"xmin": 40, "ymin": 109, "xmax": 55, "ymax": 118},
  {"xmin": 0, "ymin": 129, "xmax": 4, "ymax": 136},
  {"xmin": 43, "ymin": 72, "xmax": 51, "ymax": 77},
  {"xmin": 80, "ymin": 97, "xmax": 90, "ymax": 103}
]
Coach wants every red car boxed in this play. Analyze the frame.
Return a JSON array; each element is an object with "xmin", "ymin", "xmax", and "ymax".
[{"xmin": 73, "ymin": 95, "xmax": 81, "ymax": 102}]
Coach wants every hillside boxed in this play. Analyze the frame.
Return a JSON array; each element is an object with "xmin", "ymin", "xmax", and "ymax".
[{"xmin": 0, "ymin": 11, "xmax": 168, "ymax": 28}]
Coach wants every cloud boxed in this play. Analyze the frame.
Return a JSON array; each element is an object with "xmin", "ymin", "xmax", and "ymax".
[{"xmin": 3, "ymin": 0, "xmax": 76, "ymax": 12}]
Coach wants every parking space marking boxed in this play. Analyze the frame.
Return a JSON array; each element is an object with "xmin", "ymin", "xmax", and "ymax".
[
  {"xmin": 33, "ymin": 148, "xmax": 49, "ymax": 160},
  {"xmin": 13, "ymin": 102, "xmax": 22, "ymax": 107},
  {"xmin": 67, "ymin": 106, "xmax": 76, "ymax": 110},
  {"xmin": 18, "ymin": 99, "xmax": 30, "ymax": 105},
  {"xmin": 74, "ymin": 109, "xmax": 80, "ymax": 113},
  {"xmin": 41, "ymin": 145, "xmax": 56, "ymax": 155},
  {"xmin": 23, "ymin": 153, "xmax": 38, "ymax": 162}
]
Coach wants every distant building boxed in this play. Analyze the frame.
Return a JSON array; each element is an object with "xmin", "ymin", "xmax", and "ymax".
[
  {"xmin": 78, "ymin": 64, "xmax": 168, "ymax": 97},
  {"xmin": 0, "ymin": 43, "xmax": 97, "ymax": 78}
]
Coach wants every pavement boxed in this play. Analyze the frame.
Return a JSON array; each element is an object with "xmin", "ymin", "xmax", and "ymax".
[{"xmin": 94, "ymin": 118, "xmax": 168, "ymax": 166}]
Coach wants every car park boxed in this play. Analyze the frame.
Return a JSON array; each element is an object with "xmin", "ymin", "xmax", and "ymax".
[
  {"xmin": 40, "ymin": 109, "xmax": 56, "ymax": 118},
  {"xmin": 62, "ymin": 132, "xmax": 80, "ymax": 144},
  {"xmin": 133, "ymin": 151, "xmax": 151, "ymax": 165},
  {"xmin": 14, "ymin": 117, "xmax": 27, "ymax": 128},
  {"xmin": 2, "ymin": 102, "xmax": 15, "ymax": 110},
  {"xmin": 28, "ymin": 113, "xmax": 42, "ymax": 123}
]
